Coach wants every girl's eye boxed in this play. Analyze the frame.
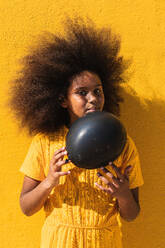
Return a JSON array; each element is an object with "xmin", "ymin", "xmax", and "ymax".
[
  {"xmin": 78, "ymin": 90, "xmax": 87, "ymax": 96},
  {"xmin": 94, "ymin": 88, "xmax": 102, "ymax": 96}
]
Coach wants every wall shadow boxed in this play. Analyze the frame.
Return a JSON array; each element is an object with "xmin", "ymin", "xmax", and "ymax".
[{"xmin": 120, "ymin": 89, "xmax": 165, "ymax": 248}]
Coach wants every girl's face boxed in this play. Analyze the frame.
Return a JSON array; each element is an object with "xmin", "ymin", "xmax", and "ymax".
[{"xmin": 62, "ymin": 71, "xmax": 105, "ymax": 125}]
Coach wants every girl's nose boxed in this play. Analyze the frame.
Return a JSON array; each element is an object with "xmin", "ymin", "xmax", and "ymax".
[{"xmin": 87, "ymin": 92, "xmax": 97, "ymax": 103}]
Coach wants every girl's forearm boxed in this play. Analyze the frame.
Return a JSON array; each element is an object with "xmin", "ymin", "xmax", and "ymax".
[
  {"xmin": 20, "ymin": 179, "xmax": 54, "ymax": 216},
  {"xmin": 117, "ymin": 190, "xmax": 140, "ymax": 221}
]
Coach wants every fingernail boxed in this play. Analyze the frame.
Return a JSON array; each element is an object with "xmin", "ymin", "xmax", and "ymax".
[{"xmin": 68, "ymin": 171, "xmax": 71, "ymax": 174}]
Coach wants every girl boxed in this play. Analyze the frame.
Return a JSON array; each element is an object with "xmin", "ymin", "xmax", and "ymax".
[{"xmin": 9, "ymin": 18, "xmax": 144, "ymax": 248}]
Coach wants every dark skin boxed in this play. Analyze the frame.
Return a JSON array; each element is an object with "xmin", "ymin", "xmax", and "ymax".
[
  {"xmin": 20, "ymin": 71, "xmax": 140, "ymax": 220},
  {"xmin": 95, "ymin": 163, "xmax": 140, "ymax": 221}
]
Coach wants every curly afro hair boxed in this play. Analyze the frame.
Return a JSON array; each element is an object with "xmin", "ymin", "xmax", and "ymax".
[{"xmin": 9, "ymin": 17, "xmax": 128, "ymax": 135}]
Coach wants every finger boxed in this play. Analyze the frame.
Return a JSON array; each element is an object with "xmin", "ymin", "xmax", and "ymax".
[
  {"xmin": 54, "ymin": 159, "xmax": 68, "ymax": 171},
  {"xmin": 97, "ymin": 172, "xmax": 117, "ymax": 191},
  {"xmin": 54, "ymin": 147, "xmax": 66, "ymax": 156},
  {"xmin": 95, "ymin": 182, "xmax": 114, "ymax": 194},
  {"xmin": 51, "ymin": 150, "xmax": 67, "ymax": 164},
  {"xmin": 101, "ymin": 167, "xmax": 112, "ymax": 176},
  {"xmin": 109, "ymin": 162, "xmax": 124, "ymax": 180},
  {"xmin": 57, "ymin": 171, "xmax": 71, "ymax": 177},
  {"xmin": 97, "ymin": 172, "xmax": 110, "ymax": 184},
  {"xmin": 99, "ymin": 168, "xmax": 121, "ymax": 188},
  {"xmin": 101, "ymin": 167, "xmax": 117, "ymax": 180}
]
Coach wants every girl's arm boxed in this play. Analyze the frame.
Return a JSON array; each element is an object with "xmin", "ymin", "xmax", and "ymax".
[
  {"xmin": 20, "ymin": 176, "xmax": 54, "ymax": 216},
  {"xmin": 20, "ymin": 147, "xmax": 70, "ymax": 216},
  {"xmin": 95, "ymin": 164, "xmax": 141, "ymax": 222},
  {"xmin": 116, "ymin": 187, "xmax": 140, "ymax": 221}
]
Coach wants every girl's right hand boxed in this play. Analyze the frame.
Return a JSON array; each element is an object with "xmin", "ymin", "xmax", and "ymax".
[{"xmin": 46, "ymin": 147, "xmax": 70, "ymax": 188}]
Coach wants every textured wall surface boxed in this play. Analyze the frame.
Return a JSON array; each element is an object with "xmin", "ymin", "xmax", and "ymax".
[{"xmin": 0, "ymin": 1, "xmax": 164, "ymax": 247}]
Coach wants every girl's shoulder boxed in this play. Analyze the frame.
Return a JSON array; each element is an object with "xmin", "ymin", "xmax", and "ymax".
[
  {"xmin": 114, "ymin": 134, "xmax": 139, "ymax": 167},
  {"xmin": 31, "ymin": 125, "xmax": 68, "ymax": 146},
  {"xmin": 123, "ymin": 135, "xmax": 137, "ymax": 155}
]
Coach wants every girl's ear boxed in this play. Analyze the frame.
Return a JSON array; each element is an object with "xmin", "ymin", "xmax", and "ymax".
[{"xmin": 58, "ymin": 95, "xmax": 68, "ymax": 108}]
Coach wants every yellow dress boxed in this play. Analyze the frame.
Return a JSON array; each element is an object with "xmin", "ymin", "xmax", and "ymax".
[{"xmin": 20, "ymin": 126, "xmax": 144, "ymax": 248}]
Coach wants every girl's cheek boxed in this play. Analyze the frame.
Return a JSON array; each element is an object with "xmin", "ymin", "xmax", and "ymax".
[{"xmin": 77, "ymin": 97, "xmax": 86, "ymax": 105}]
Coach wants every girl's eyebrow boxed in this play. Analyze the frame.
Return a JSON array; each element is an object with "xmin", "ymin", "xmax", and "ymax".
[{"xmin": 74, "ymin": 84, "xmax": 102, "ymax": 90}]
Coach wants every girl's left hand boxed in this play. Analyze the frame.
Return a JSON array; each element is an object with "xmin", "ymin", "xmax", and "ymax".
[{"xmin": 95, "ymin": 163, "xmax": 132, "ymax": 200}]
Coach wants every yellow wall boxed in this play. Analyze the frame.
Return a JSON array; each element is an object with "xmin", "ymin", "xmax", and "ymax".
[{"xmin": 0, "ymin": 1, "xmax": 164, "ymax": 247}]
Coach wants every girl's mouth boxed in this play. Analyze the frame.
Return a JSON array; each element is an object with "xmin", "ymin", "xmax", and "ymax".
[
  {"xmin": 85, "ymin": 107, "xmax": 100, "ymax": 113},
  {"xmin": 86, "ymin": 109, "xmax": 96, "ymax": 113}
]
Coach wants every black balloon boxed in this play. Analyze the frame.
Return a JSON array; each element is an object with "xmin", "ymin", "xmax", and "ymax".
[{"xmin": 66, "ymin": 111, "xmax": 127, "ymax": 169}]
